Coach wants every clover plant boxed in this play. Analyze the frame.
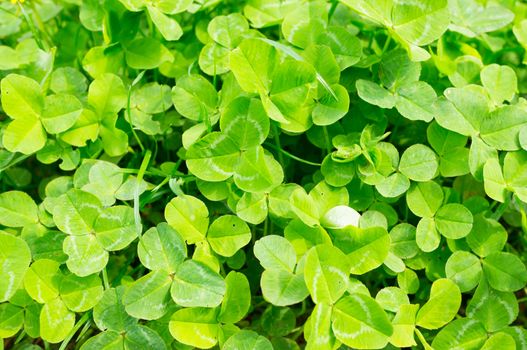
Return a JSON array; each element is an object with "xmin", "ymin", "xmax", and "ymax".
[{"xmin": 0, "ymin": 0, "xmax": 527, "ymax": 349}]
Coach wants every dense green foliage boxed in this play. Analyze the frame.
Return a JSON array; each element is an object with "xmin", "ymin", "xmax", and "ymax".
[{"xmin": 1, "ymin": 0, "xmax": 527, "ymax": 349}]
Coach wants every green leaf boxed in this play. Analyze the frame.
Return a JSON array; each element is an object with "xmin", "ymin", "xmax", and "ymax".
[
  {"xmin": 466, "ymin": 215, "xmax": 507, "ymax": 257},
  {"xmin": 208, "ymin": 13, "xmax": 249, "ymax": 49},
  {"xmin": 304, "ymin": 303, "xmax": 336, "ymax": 350},
  {"xmin": 431, "ymin": 318, "xmax": 487, "ymax": 350},
  {"xmin": 290, "ymin": 187, "xmax": 320, "ymax": 227},
  {"xmin": 395, "ymin": 82, "xmax": 436, "ymax": 122},
  {"xmin": 260, "ymin": 269, "xmax": 309, "ymax": 306},
  {"xmin": 436, "ymin": 86, "xmax": 489, "ymax": 136},
  {"xmin": 24, "ymin": 259, "xmax": 62, "ymax": 304},
  {"xmin": 482, "ymin": 252, "xmax": 527, "ymax": 292},
  {"xmin": 94, "ymin": 206, "xmax": 136, "ymax": 251},
  {"xmin": 220, "ymin": 97, "xmax": 269, "ymax": 150},
  {"xmin": 504, "ymin": 151, "xmax": 527, "ymax": 202},
  {"xmin": 406, "ymin": 181, "xmax": 444, "ymax": 218},
  {"xmin": 171, "ymin": 74, "xmax": 218, "ymax": 122},
  {"xmin": 416, "ymin": 217, "xmax": 440, "ymax": 252},
  {"xmin": 186, "ymin": 132, "xmax": 240, "ymax": 182},
  {"xmin": 481, "ymin": 64, "xmax": 517, "ymax": 105},
  {"xmin": 416, "ymin": 278, "xmax": 462, "ymax": 330},
  {"xmin": 87, "ymin": 73, "xmax": 127, "ymax": 116},
  {"xmin": 312, "ymin": 84, "xmax": 350, "ymax": 126},
  {"xmin": 356, "ymin": 79, "xmax": 395, "ymax": 109},
  {"xmin": 332, "ymin": 293, "xmax": 393, "ymax": 349},
  {"xmin": 124, "ymin": 270, "xmax": 172, "ymax": 320},
  {"xmin": 53, "ymin": 189, "xmax": 102, "ymax": 236},
  {"xmin": 0, "ymin": 191, "xmax": 39, "ymax": 227},
  {"xmin": 304, "ymin": 244, "xmax": 349, "ymax": 304},
  {"xmin": 63, "ymin": 235, "xmax": 108, "ymax": 277},
  {"xmin": 40, "ymin": 297, "xmax": 75, "ymax": 343},
  {"xmin": 207, "ymin": 215, "xmax": 251, "ymax": 257},
  {"xmin": 230, "ymin": 38, "xmax": 278, "ymax": 94},
  {"xmin": 1, "ymin": 73, "xmax": 43, "ymax": 121},
  {"xmin": 389, "ymin": 304, "xmax": 419, "ymax": 348},
  {"xmin": 481, "ymin": 332, "xmax": 516, "ymax": 350},
  {"xmin": 375, "ymin": 287, "xmax": 409, "ymax": 313},
  {"xmin": 398, "ymin": 144, "xmax": 438, "ymax": 182},
  {"xmin": 138, "ymin": 223, "xmax": 187, "ymax": 273},
  {"xmin": 171, "ymin": 259, "xmax": 226, "ymax": 307},
  {"xmin": 169, "ymin": 307, "xmax": 220, "ymax": 349},
  {"xmin": 332, "ymin": 226, "xmax": 390, "ymax": 275},
  {"xmin": 435, "ymin": 203, "xmax": 473, "ymax": 239},
  {"xmin": 234, "ymin": 147, "xmax": 284, "ymax": 193},
  {"xmin": 165, "ymin": 195, "xmax": 209, "ymax": 244},
  {"xmin": 0, "ymin": 232, "xmax": 31, "ymax": 302},
  {"xmin": 93, "ymin": 287, "xmax": 136, "ymax": 332},
  {"xmin": 483, "ymin": 158, "xmax": 507, "ymax": 202},
  {"xmin": 376, "ymin": 172, "xmax": 410, "ymax": 198},
  {"xmin": 0, "ymin": 303, "xmax": 24, "ymax": 338},
  {"xmin": 480, "ymin": 105, "xmax": 527, "ymax": 151},
  {"xmin": 59, "ymin": 273, "xmax": 103, "ymax": 312},
  {"xmin": 449, "ymin": 0, "xmax": 514, "ymax": 37},
  {"xmin": 445, "ymin": 251, "xmax": 482, "ymax": 292},
  {"xmin": 236, "ymin": 192, "xmax": 268, "ymax": 225},
  {"xmin": 254, "ymin": 235, "xmax": 296, "ymax": 272},
  {"xmin": 147, "ymin": 6, "xmax": 183, "ymax": 41},
  {"xmin": 467, "ymin": 278, "xmax": 518, "ymax": 332},
  {"xmin": 41, "ymin": 94, "xmax": 83, "ymax": 134},
  {"xmin": 223, "ymin": 330, "xmax": 273, "ymax": 350},
  {"xmin": 125, "ymin": 37, "xmax": 173, "ymax": 69},
  {"xmin": 219, "ymin": 271, "xmax": 251, "ymax": 324}
]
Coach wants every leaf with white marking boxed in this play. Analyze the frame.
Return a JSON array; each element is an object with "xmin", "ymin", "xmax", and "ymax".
[
  {"xmin": 331, "ymin": 226, "xmax": 390, "ymax": 275},
  {"xmin": 0, "ymin": 191, "xmax": 39, "ymax": 227},
  {"xmin": 94, "ymin": 206, "xmax": 136, "ymax": 251},
  {"xmin": 59, "ymin": 273, "xmax": 104, "ymax": 312},
  {"xmin": 234, "ymin": 146, "xmax": 284, "ymax": 193},
  {"xmin": 0, "ymin": 232, "xmax": 31, "ymax": 302},
  {"xmin": 23, "ymin": 259, "xmax": 62, "ymax": 304},
  {"xmin": 416, "ymin": 278, "xmax": 461, "ymax": 330},
  {"xmin": 124, "ymin": 270, "xmax": 172, "ymax": 320},
  {"xmin": 63, "ymin": 235, "xmax": 108, "ymax": 277},
  {"xmin": 332, "ymin": 293, "xmax": 393, "ymax": 349},
  {"xmin": 254, "ymin": 235, "xmax": 297, "ymax": 272},
  {"xmin": 138, "ymin": 223, "xmax": 187, "ymax": 273},
  {"xmin": 53, "ymin": 189, "xmax": 102, "ymax": 236},
  {"xmin": 304, "ymin": 244, "xmax": 349, "ymax": 304},
  {"xmin": 207, "ymin": 215, "xmax": 252, "ymax": 257},
  {"xmin": 171, "ymin": 259, "xmax": 226, "ymax": 308},
  {"xmin": 165, "ymin": 195, "xmax": 209, "ymax": 244},
  {"xmin": 169, "ymin": 307, "xmax": 220, "ymax": 349},
  {"xmin": 40, "ymin": 297, "xmax": 75, "ymax": 343},
  {"xmin": 220, "ymin": 97, "xmax": 269, "ymax": 150},
  {"xmin": 186, "ymin": 132, "xmax": 240, "ymax": 182}
]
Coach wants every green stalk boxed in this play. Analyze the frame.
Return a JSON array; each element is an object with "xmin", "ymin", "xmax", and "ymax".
[
  {"xmin": 58, "ymin": 312, "xmax": 91, "ymax": 350},
  {"xmin": 126, "ymin": 71, "xmax": 146, "ymax": 153},
  {"xmin": 134, "ymin": 149, "xmax": 152, "ymax": 236},
  {"xmin": 265, "ymin": 143, "xmax": 322, "ymax": 167}
]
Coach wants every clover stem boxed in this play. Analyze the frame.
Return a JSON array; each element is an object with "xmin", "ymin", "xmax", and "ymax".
[
  {"xmin": 265, "ymin": 142, "xmax": 322, "ymax": 167},
  {"xmin": 272, "ymin": 123, "xmax": 286, "ymax": 175},
  {"xmin": 102, "ymin": 268, "xmax": 110, "ymax": 290},
  {"xmin": 126, "ymin": 72, "xmax": 146, "ymax": 153},
  {"xmin": 415, "ymin": 328, "xmax": 433, "ymax": 349},
  {"xmin": 381, "ymin": 35, "xmax": 392, "ymax": 55},
  {"xmin": 322, "ymin": 125, "xmax": 332, "ymax": 156},
  {"xmin": 17, "ymin": 2, "xmax": 45, "ymax": 50},
  {"xmin": 328, "ymin": 0, "xmax": 338, "ymax": 21},
  {"xmin": 134, "ymin": 149, "xmax": 152, "ymax": 236},
  {"xmin": 58, "ymin": 312, "xmax": 91, "ymax": 350},
  {"xmin": 491, "ymin": 193, "xmax": 511, "ymax": 220}
]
